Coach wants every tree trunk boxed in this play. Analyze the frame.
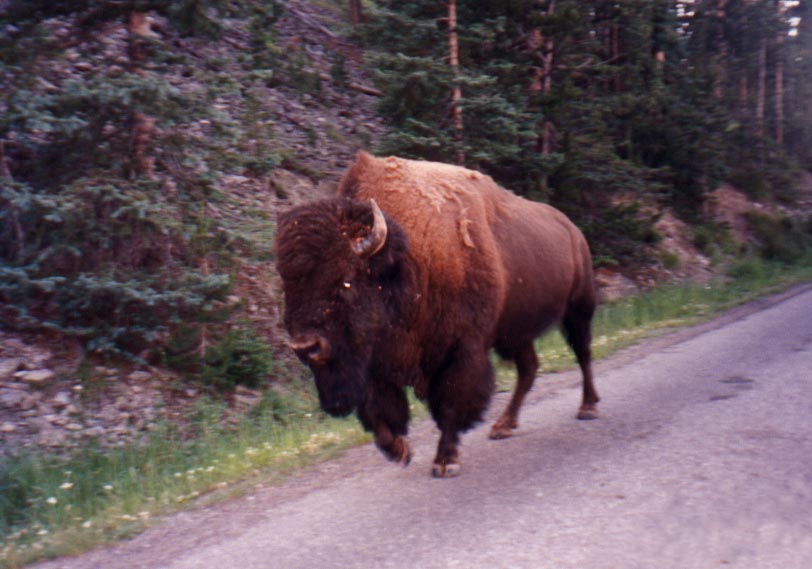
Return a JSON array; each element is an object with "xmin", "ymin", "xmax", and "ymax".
[
  {"xmin": 0, "ymin": 139, "xmax": 11, "ymax": 179},
  {"xmin": 799, "ymin": 0, "xmax": 812, "ymax": 166},
  {"xmin": 739, "ymin": 75, "xmax": 749, "ymax": 121},
  {"xmin": 713, "ymin": 0, "xmax": 728, "ymax": 99},
  {"xmin": 128, "ymin": 11, "xmax": 151, "ymax": 68},
  {"xmin": 612, "ymin": 20, "xmax": 620, "ymax": 92},
  {"xmin": 448, "ymin": 0, "xmax": 465, "ymax": 165},
  {"xmin": 757, "ymin": 38, "xmax": 767, "ymax": 139},
  {"xmin": 349, "ymin": 0, "xmax": 364, "ymax": 28},
  {"xmin": 131, "ymin": 112, "xmax": 157, "ymax": 180},
  {"xmin": 541, "ymin": 0, "xmax": 555, "ymax": 156},
  {"xmin": 129, "ymin": 10, "xmax": 156, "ymax": 179},
  {"xmin": 528, "ymin": 1, "xmax": 556, "ymax": 192},
  {"xmin": 774, "ymin": 0, "xmax": 785, "ymax": 145},
  {"xmin": 530, "ymin": 28, "xmax": 543, "ymax": 94}
]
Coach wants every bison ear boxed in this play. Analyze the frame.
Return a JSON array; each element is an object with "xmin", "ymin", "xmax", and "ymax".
[{"xmin": 351, "ymin": 199, "xmax": 388, "ymax": 258}]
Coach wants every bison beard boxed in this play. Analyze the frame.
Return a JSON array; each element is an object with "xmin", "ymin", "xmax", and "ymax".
[
  {"xmin": 275, "ymin": 152, "xmax": 599, "ymax": 478},
  {"xmin": 310, "ymin": 346, "xmax": 368, "ymax": 418}
]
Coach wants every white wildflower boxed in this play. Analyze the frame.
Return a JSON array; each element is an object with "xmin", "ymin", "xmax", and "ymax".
[
  {"xmin": 59, "ymin": 482, "xmax": 74, "ymax": 490},
  {"xmin": 46, "ymin": 497, "xmax": 57, "ymax": 505}
]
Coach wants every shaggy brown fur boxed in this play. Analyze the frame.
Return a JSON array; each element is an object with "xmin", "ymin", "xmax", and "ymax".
[{"xmin": 276, "ymin": 152, "xmax": 598, "ymax": 478}]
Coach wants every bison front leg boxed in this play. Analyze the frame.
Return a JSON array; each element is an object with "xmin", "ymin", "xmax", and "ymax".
[
  {"xmin": 490, "ymin": 343, "xmax": 538, "ymax": 440},
  {"xmin": 357, "ymin": 380, "xmax": 412, "ymax": 466},
  {"xmin": 373, "ymin": 422, "xmax": 412, "ymax": 465},
  {"xmin": 428, "ymin": 347, "xmax": 494, "ymax": 478},
  {"xmin": 431, "ymin": 430, "xmax": 460, "ymax": 478}
]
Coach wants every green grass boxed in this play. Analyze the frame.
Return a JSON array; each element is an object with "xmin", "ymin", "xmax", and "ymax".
[
  {"xmin": 0, "ymin": 389, "xmax": 370, "ymax": 568},
  {"xmin": 2, "ymin": 256, "xmax": 812, "ymax": 568}
]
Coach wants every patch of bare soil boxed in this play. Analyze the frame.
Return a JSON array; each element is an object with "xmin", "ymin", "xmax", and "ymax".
[
  {"xmin": 703, "ymin": 183, "xmax": 765, "ymax": 244},
  {"xmin": 653, "ymin": 209, "xmax": 713, "ymax": 284}
]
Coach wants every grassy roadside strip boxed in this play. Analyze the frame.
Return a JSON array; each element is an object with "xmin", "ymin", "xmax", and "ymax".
[
  {"xmin": 496, "ymin": 257, "xmax": 812, "ymax": 388},
  {"xmin": 3, "ymin": 257, "xmax": 812, "ymax": 568},
  {"xmin": 0, "ymin": 395, "xmax": 372, "ymax": 568}
]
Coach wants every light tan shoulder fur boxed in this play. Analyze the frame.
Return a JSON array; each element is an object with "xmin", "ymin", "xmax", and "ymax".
[
  {"xmin": 337, "ymin": 152, "xmax": 508, "ymax": 305},
  {"xmin": 338, "ymin": 151, "xmax": 508, "ymax": 251}
]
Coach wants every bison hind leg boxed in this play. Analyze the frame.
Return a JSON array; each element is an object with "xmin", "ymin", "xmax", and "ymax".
[{"xmin": 562, "ymin": 305, "xmax": 599, "ymax": 420}]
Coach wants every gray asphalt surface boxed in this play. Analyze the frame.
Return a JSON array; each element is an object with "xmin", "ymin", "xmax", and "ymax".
[{"xmin": 33, "ymin": 285, "xmax": 812, "ymax": 569}]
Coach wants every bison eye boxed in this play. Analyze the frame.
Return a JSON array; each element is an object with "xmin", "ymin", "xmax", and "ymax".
[{"xmin": 343, "ymin": 282, "xmax": 352, "ymax": 289}]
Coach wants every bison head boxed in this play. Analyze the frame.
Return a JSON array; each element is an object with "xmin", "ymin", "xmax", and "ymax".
[{"xmin": 275, "ymin": 198, "xmax": 414, "ymax": 417}]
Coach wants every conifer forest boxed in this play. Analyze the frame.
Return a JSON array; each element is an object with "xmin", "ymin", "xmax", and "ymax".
[{"xmin": 2, "ymin": 0, "xmax": 812, "ymax": 378}]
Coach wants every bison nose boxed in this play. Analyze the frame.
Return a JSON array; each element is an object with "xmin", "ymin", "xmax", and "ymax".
[{"xmin": 289, "ymin": 335, "xmax": 331, "ymax": 365}]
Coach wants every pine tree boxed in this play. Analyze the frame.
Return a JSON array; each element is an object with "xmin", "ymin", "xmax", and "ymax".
[
  {"xmin": 0, "ymin": 1, "xmax": 274, "ymax": 361},
  {"xmin": 448, "ymin": 0, "xmax": 465, "ymax": 165},
  {"xmin": 364, "ymin": 0, "xmax": 808, "ymax": 263}
]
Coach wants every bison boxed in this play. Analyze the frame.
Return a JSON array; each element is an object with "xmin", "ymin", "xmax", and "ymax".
[{"xmin": 275, "ymin": 152, "xmax": 598, "ymax": 477}]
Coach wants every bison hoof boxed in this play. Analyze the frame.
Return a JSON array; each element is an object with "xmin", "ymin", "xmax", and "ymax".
[
  {"xmin": 383, "ymin": 436, "xmax": 412, "ymax": 466},
  {"xmin": 488, "ymin": 424, "xmax": 515, "ymax": 440},
  {"xmin": 577, "ymin": 406, "xmax": 599, "ymax": 421},
  {"xmin": 488, "ymin": 416, "xmax": 518, "ymax": 440},
  {"xmin": 431, "ymin": 462, "xmax": 461, "ymax": 478},
  {"xmin": 394, "ymin": 437, "xmax": 412, "ymax": 466}
]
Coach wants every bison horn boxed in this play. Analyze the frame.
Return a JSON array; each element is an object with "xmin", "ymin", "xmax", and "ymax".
[{"xmin": 351, "ymin": 199, "xmax": 388, "ymax": 257}]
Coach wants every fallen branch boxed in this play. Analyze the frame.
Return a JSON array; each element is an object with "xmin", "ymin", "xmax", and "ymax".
[
  {"xmin": 349, "ymin": 82, "xmax": 383, "ymax": 97},
  {"xmin": 318, "ymin": 73, "xmax": 383, "ymax": 97},
  {"xmin": 287, "ymin": 7, "xmax": 338, "ymax": 39}
]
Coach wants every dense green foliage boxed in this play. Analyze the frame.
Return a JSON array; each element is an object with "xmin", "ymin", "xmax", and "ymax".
[
  {"xmin": 0, "ymin": 0, "xmax": 286, "ymax": 375},
  {"xmin": 364, "ymin": 0, "xmax": 812, "ymax": 265},
  {"xmin": 199, "ymin": 325, "xmax": 276, "ymax": 390}
]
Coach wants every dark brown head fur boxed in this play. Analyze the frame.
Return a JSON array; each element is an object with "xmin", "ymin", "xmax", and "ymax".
[{"xmin": 276, "ymin": 197, "xmax": 416, "ymax": 416}]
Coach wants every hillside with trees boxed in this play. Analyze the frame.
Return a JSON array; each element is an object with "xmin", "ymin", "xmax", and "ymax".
[
  {"xmin": 0, "ymin": 0, "xmax": 385, "ymax": 376},
  {"xmin": 2, "ymin": 2, "xmax": 812, "ymax": 562},
  {"xmin": 1, "ymin": 1, "xmax": 812, "ymax": 443},
  {"xmin": 366, "ymin": 0, "xmax": 812, "ymax": 265}
]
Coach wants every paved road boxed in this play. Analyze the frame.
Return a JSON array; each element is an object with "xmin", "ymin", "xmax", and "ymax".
[{"xmin": 35, "ymin": 286, "xmax": 812, "ymax": 569}]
